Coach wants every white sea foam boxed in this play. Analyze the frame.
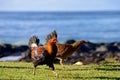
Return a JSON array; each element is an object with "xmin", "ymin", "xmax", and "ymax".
[{"xmin": 0, "ymin": 56, "xmax": 22, "ymax": 61}]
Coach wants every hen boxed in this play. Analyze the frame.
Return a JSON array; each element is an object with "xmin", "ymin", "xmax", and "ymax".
[
  {"xmin": 56, "ymin": 40, "xmax": 86, "ymax": 67},
  {"xmin": 28, "ymin": 31, "xmax": 58, "ymax": 76}
]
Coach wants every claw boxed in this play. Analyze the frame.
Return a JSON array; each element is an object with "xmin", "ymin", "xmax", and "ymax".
[
  {"xmin": 52, "ymin": 71, "xmax": 59, "ymax": 77},
  {"xmin": 55, "ymin": 73, "xmax": 59, "ymax": 77}
]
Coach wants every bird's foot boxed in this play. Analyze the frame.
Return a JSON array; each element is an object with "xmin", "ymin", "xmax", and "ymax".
[
  {"xmin": 52, "ymin": 71, "xmax": 59, "ymax": 77},
  {"xmin": 55, "ymin": 73, "xmax": 59, "ymax": 77}
]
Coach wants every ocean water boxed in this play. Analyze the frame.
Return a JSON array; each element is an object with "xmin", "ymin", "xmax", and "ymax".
[{"xmin": 0, "ymin": 11, "xmax": 120, "ymax": 45}]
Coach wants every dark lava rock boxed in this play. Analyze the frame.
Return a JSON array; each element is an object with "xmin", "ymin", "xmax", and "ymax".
[
  {"xmin": 65, "ymin": 39, "xmax": 76, "ymax": 44},
  {"xmin": 0, "ymin": 43, "xmax": 30, "ymax": 61},
  {"xmin": 1, "ymin": 40, "xmax": 120, "ymax": 64}
]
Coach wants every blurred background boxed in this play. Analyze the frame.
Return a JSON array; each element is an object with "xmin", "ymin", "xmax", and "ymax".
[
  {"xmin": 0, "ymin": 0, "xmax": 120, "ymax": 45},
  {"xmin": 0, "ymin": 0, "xmax": 120, "ymax": 62}
]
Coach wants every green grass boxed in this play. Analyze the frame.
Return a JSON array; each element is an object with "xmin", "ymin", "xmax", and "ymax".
[{"xmin": 0, "ymin": 61, "xmax": 120, "ymax": 80}]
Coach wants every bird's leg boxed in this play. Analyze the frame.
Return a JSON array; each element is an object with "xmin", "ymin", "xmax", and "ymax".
[
  {"xmin": 59, "ymin": 58, "xmax": 65, "ymax": 68},
  {"xmin": 49, "ymin": 64, "xmax": 59, "ymax": 77},
  {"xmin": 33, "ymin": 65, "xmax": 37, "ymax": 75},
  {"xmin": 52, "ymin": 70, "xmax": 59, "ymax": 77},
  {"xmin": 33, "ymin": 66, "xmax": 36, "ymax": 75}
]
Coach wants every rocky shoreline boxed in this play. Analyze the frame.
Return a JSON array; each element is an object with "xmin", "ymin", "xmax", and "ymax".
[
  {"xmin": 0, "ymin": 40, "xmax": 120, "ymax": 64},
  {"xmin": 0, "ymin": 44, "xmax": 31, "ymax": 62}
]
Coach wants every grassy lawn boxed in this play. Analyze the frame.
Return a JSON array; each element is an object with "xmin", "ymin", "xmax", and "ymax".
[{"xmin": 0, "ymin": 61, "xmax": 120, "ymax": 80}]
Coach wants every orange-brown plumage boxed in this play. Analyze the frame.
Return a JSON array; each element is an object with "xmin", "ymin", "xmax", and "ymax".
[
  {"xmin": 30, "ymin": 38, "xmax": 57, "ymax": 60},
  {"xmin": 44, "ymin": 37, "xmax": 57, "ymax": 56},
  {"xmin": 28, "ymin": 31, "xmax": 58, "ymax": 76},
  {"xmin": 56, "ymin": 40, "xmax": 86, "ymax": 59},
  {"xmin": 44, "ymin": 31, "xmax": 86, "ymax": 67},
  {"xmin": 56, "ymin": 40, "xmax": 86, "ymax": 67}
]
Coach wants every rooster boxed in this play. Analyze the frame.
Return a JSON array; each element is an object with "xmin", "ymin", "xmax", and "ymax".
[
  {"xmin": 56, "ymin": 40, "xmax": 86, "ymax": 67},
  {"xmin": 46, "ymin": 31, "xmax": 86, "ymax": 67},
  {"xmin": 28, "ymin": 30, "xmax": 58, "ymax": 76}
]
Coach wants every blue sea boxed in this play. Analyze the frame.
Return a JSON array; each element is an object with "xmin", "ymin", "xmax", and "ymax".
[{"xmin": 0, "ymin": 11, "xmax": 120, "ymax": 45}]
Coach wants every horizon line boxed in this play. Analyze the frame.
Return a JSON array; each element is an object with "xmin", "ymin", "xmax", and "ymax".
[{"xmin": 0, "ymin": 10, "xmax": 120, "ymax": 13}]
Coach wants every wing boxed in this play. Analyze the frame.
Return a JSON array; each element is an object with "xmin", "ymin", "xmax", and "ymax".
[
  {"xmin": 32, "ymin": 46, "xmax": 46, "ymax": 60},
  {"xmin": 28, "ymin": 35, "xmax": 40, "ymax": 48},
  {"xmin": 33, "ymin": 47, "xmax": 52, "ymax": 65},
  {"xmin": 56, "ymin": 43, "xmax": 72, "ymax": 57}
]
